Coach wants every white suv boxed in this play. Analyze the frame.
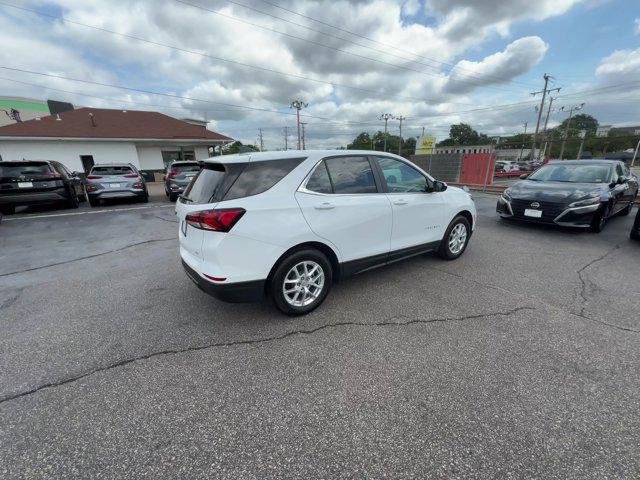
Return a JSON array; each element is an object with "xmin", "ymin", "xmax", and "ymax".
[{"xmin": 176, "ymin": 150, "xmax": 476, "ymax": 315}]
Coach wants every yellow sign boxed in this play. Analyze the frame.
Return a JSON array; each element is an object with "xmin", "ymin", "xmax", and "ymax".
[{"xmin": 415, "ymin": 135, "xmax": 436, "ymax": 155}]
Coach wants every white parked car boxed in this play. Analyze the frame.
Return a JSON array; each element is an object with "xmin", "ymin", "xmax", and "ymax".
[{"xmin": 176, "ymin": 150, "xmax": 477, "ymax": 315}]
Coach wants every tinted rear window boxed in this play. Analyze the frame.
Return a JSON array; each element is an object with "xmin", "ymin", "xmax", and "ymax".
[
  {"xmin": 182, "ymin": 157, "xmax": 304, "ymax": 204},
  {"xmin": 223, "ymin": 158, "xmax": 304, "ymax": 201},
  {"xmin": 171, "ymin": 163, "xmax": 200, "ymax": 173},
  {"xmin": 182, "ymin": 164, "xmax": 228, "ymax": 204},
  {"xmin": 91, "ymin": 166, "xmax": 133, "ymax": 175},
  {"xmin": 0, "ymin": 162, "xmax": 52, "ymax": 179},
  {"xmin": 305, "ymin": 161, "xmax": 333, "ymax": 194}
]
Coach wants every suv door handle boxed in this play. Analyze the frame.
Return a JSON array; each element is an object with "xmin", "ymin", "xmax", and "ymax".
[
  {"xmin": 314, "ymin": 202, "xmax": 335, "ymax": 210},
  {"xmin": 393, "ymin": 199, "xmax": 408, "ymax": 205}
]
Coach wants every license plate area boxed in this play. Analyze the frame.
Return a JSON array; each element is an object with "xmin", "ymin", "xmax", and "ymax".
[
  {"xmin": 524, "ymin": 208, "xmax": 542, "ymax": 218},
  {"xmin": 109, "ymin": 183, "xmax": 122, "ymax": 188},
  {"xmin": 18, "ymin": 182, "xmax": 33, "ymax": 188}
]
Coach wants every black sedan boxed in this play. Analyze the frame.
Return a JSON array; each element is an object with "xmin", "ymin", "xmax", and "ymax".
[
  {"xmin": 496, "ymin": 159, "xmax": 638, "ymax": 232},
  {"xmin": 0, "ymin": 160, "xmax": 86, "ymax": 215},
  {"xmin": 631, "ymin": 207, "xmax": 640, "ymax": 240}
]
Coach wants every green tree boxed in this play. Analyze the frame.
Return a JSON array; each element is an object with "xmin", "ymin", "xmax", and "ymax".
[
  {"xmin": 222, "ymin": 141, "xmax": 259, "ymax": 155},
  {"xmin": 437, "ymin": 123, "xmax": 491, "ymax": 146}
]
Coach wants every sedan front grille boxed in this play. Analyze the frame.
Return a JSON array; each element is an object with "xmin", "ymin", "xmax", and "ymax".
[{"xmin": 510, "ymin": 199, "xmax": 566, "ymax": 223}]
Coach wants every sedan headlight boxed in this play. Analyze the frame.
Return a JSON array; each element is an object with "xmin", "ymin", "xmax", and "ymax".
[{"xmin": 569, "ymin": 195, "xmax": 601, "ymax": 208}]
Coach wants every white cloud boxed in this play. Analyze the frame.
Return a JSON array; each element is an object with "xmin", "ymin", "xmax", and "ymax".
[
  {"xmin": 445, "ymin": 36, "xmax": 549, "ymax": 94},
  {"xmin": 0, "ymin": 0, "xmax": 589, "ymax": 149},
  {"xmin": 402, "ymin": 0, "xmax": 421, "ymax": 16}
]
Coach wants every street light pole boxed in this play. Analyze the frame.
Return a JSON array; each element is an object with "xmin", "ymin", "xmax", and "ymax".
[
  {"xmin": 290, "ymin": 100, "xmax": 308, "ymax": 150},
  {"xmin": 379, "ymin": 113, "xmax": 395, "ymax": 152},
  {"xmin": 632, "ymin": 137, "xmax": 640, "ymax": 167},
  {"xmin": 559, "ymin": 103, "xmax": 585, "ymax": 160},
  {"xmin": 397, "ymin": 115, "xmax": 405, "ymax": 155},
  {"xmin": 518, "ymin": 121, "xmax": 528, "ymax": 162}
]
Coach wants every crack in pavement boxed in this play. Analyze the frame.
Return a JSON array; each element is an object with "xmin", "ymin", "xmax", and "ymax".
[
  {"xmin": 0, "ymin": 238, "xmax": 176, "ymax": 278},
  {"xmin": 576, "ymin": 245, "xmax": 621, "ymax": 317},
  {"xmin": 0, "ymin": 306, "xmax": 534, "ymax": 405},
  {"xmin": 428, "ymin": 260, "xmax": 639, "ymax": 334},
  {"xmin": 153, "ymin": 215, "xmax": 179, "ymax": 224}
]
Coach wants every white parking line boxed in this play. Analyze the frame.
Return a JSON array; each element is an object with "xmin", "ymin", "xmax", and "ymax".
[{"xmin": 2, "ymin": 204, "xmax": 175, "ymax": 221}]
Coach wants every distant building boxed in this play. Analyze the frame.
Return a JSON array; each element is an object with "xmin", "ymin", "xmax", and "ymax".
[
  {"xmin": 433, "ymin": 144, "xmax": 494, "ymax": 155},
  {"xmin": 0, "ymin": 108, "xmax": 232, "ymax": 177},
  {"xmin": 0, "ymin": 96, "xmax": 51, "ymax": 127},
  {"xmin": 610, "ymin": 126, "xmax": 640, "ymax": 136},
  {"xmin": 596, "ymin": 125, "xmax": 612, "ymax": 137}
]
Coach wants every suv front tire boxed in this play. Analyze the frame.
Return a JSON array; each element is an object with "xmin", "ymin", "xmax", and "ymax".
[
  {"xmin": 270, "ymin": 249, "xmax": 333, "ymax": 316},
  {"xmin": 439, "ymin": 215, "xmax": 471, "ymax": 260}
]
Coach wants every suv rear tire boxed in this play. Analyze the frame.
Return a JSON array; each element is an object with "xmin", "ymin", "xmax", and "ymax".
[
  {"xmin": 438, "ymin": 215, "xmax": 471, "ymax": 260},
  {"xmin": 88, "ymin": 197, "xmax": 100, "ymax": 207},
  {"xmin": 67, "ymin": 188, "xmax": 79, "ymax": 209},
  {"xmin": 270, "ymin": 249, "xmax": 332, "ymax": 316},
  {"xmin": 0, "ymin": 204, "xmax": 15, "ymax": 215}
]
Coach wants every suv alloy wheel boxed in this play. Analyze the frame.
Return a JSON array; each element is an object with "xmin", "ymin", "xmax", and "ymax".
[
  {"xmin": 270, "ymin": 249, "xmax": 333, "ymax": 315},
  {"xmin": 439, "ymin": 216, "xmax": 471, "ymax": 260}
]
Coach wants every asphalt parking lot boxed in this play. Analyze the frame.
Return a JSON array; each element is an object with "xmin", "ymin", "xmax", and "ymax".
[{"xmin": 1, "ymin": 190, "xmax": 639, "ymax": 479}]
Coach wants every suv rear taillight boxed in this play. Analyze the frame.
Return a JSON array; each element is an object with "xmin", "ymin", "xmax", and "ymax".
[
  {"xmin": 167, "ymin": 171, "xmax": 178, "ymax": 179},
  {"xmin": 185, "ymin": 208, "xmax": 245, "ymax": 232},
  {"xmin": 124, "ymin": 174, "xmax": 140, "ymax": 178},
  {"xmin": 87, "ymin": 175, "xmax": 102, "ymax": 179}
]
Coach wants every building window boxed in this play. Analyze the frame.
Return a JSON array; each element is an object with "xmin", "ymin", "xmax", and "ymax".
[{"xmin": 161, "ymin": 150, "xmax": 195, "ymax": 167}]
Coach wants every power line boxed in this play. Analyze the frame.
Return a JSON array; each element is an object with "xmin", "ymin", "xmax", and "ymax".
[
  {"xmin": 254, "ymin": 0, "xmax": 537, "ymax": 89},
  {"xmin": 0, "ymin": 1, "xmax": 462, "ymax": 105},
  {"xmin": 0, "ymin": 65, "xmax": 331, "ymax": 120},
  {"xmin": 172, "ymin": 0, "xmax": 527, "ymax": 94},
  {"xmin": 217, "ymin": 0, "xmax": 534, "ymax": 90}
]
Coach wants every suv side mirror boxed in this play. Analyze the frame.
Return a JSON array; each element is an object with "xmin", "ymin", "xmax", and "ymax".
[
  {"xmin": 618, "ymin": 176, "xmax": 627, "ymax": 184},
  {"xmin": 433, "ymin": 180, "xmax": 447, "ymax": 192}
]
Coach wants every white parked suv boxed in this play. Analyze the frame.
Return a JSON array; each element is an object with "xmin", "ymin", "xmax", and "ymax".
[{"xmin": 176, "ymin": 150, "xmax": 476, "ymax": 315}]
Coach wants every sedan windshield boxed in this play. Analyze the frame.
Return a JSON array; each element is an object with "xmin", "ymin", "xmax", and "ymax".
[{"xmin": 527, "ymin": 164, "xmax": 612, "ymax": 183}]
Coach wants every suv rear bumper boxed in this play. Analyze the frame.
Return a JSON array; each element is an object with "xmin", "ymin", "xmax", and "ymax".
[
  {"xmin": 0, "ymin": 188, "xmax": 69, "ymax": 206},
  {"xmin": 182, "ymin": 260, "xmax": 265, "ymax": 303},
  {"xmin": 88, "ymin": 189, "xmax": 147, "ymax": 200}
]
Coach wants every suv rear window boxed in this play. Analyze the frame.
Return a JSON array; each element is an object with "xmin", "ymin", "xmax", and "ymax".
[
  {"xmin": 91, "ymin": 166, "xmax": 133, "ymax": 175},
  {"xmin": 0, "ymin": 161, "xmax": 52, "ymax": 179},
  {"xmin": 170, "ymin": 163, "xmax": 200, "ymax": 173},
  {"xmin": 182, "ymin": 157, "xmax": 304, "ymax": 204}
]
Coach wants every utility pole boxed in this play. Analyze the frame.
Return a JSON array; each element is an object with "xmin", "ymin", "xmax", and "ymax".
[
  {"xmin": 421, "ymin": 126, "xmax": 425, "ymax": 137},
  {"xmin": 300, "ymin": 122, "xmax": 307, "ymax": 150},
  {"xmin": 397, "ymin": 115, "xmax": 405, "ymax": 155},
  {"xmin": 530, "ymin": 74, "xmax": 561, "ymax": 161},
  {"xmin": 258, "ymin": 128, "xmax": 264, "ymax": 152},
  {"xmin": 518, "ymin": 122, "xmax": 528, "ymax": 161},
  {"xmin": 283, "ymin": 126, "xmax": 289, "ymax": 150},
  {"xmin": 631, "ymin": 137, "xmax": 640, "ymax": 167},
  {"xmin": 539, "ymin": 96, "xmax": 556, "ymax": 161},
  {"xmin": 379, "ymin": 113, "xmax": 395, "ymax": 152},
  {"xmin": 577, "ymin": 130, "xmax": 587, "ymax": 160},
  {"xmin": 290, "ymin": 100, "xmax": 308, "ymax": 150},
  {"xmin": 558, "ymin": 103, "xmax": 585, "ymax": 160}
]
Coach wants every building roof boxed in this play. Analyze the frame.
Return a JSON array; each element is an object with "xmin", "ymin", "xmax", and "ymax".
[{"xmin": 0, "ymin": 108, "xmax": 232, "ymax": 142}]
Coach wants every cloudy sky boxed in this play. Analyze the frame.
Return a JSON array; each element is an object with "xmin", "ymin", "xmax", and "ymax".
[{"xmin": 0, "ymin": 0, "xmax": 639, "ymax": 149}]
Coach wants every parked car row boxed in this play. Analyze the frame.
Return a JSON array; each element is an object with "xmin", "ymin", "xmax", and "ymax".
[
  {"xmin": 0, "ymin": 160, "xmax": 188, "ymax": 214},
  {"xmin": 0, "ymin": 160, "xmax": 86, "ymax": 215},
  {"xmin": 496, "ymin": 159, "xmax": 639, "ymax": 234}
]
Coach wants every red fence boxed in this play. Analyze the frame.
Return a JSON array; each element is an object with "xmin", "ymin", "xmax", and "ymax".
[{"xmin": 459, "ymin": 153, "xmax": 496, "ymax": 186}]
